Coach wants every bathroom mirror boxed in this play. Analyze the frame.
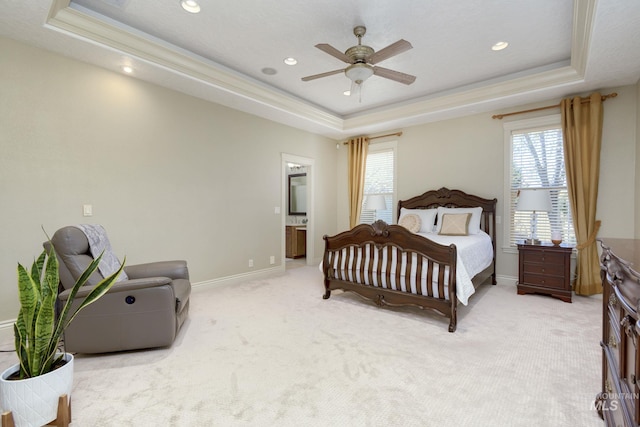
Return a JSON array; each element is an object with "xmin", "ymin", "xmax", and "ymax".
[{"xmin": 288, "ymin": 173, "xmax": 307, "ymax": 215}]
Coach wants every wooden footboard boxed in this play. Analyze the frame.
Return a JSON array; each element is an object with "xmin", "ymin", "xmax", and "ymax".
[{"xmin": 322, "ymin": 220, "xmax": 460, "ymax": 332}]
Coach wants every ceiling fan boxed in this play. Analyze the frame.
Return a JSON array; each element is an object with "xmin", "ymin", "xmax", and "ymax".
[{"xmin": 301, "ymin": 26, "xmax": 416, "ymax": 97}]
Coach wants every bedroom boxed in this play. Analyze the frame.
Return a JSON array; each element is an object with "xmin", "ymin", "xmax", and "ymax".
[
  {"xmin": 1, "ymin": 1, "xmax": 640, "ymax": 425},
  {"xmin": 2, "ymin": 36, "xmax": 638, "ymax": 328}
]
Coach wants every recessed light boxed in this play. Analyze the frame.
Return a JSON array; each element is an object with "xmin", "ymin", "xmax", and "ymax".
[
  {"xmin": 283, "ymin": 57, "xmax": 297, "ymax": 66},
  {"xmin": 181, "ymin": 0, "xmax": 200, "ymax": 13},
  {"xmin": 492, "ymin": 41, "xmax": 509, "ymax": 51},
  {"xmin": 122, "ymin": 65, "xmax": 133, "ymax": 74},
  {"xmin": 343, "ymin": 90, "xmax": 351, "ymax": 96},
  {"xmin": 261, "ymin": 67, "xmax": 277, "ymax": 75}
]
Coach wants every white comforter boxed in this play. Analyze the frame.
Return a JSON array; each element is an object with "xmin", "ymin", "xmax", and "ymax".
[
  {"xmin": 324, "ymin": 231, "xmax": 493, "ymax": 305},
  {"xmin": 414, "ymin": 231, "xmax": 494, "ymax": 304}
]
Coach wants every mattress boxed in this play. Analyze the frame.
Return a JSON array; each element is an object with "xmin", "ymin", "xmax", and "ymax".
[{"xmin": 325, "ymin": 231, "xmax": 494, "ymax": 305}]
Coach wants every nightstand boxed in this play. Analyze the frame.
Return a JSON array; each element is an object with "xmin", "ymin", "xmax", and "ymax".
[{"xmin": 517, "ymin": 242, "xmax": 572, "ymax": 302}]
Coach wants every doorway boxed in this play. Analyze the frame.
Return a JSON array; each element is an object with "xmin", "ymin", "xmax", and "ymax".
[{"xmin": 282, "ymin": 153, "xmax": 314, "ymax": 270}]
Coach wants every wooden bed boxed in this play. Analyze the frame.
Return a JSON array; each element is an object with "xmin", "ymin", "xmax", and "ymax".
[{"xmin": 321, "ymin": 187, "xmax": 497, "ymax": 332}]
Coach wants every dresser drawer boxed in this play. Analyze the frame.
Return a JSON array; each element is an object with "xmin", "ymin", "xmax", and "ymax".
[
  {"xmin": 603, "ymin": 344, "xmax": 635, "ymax": 426},
  {"xmin": 607, "ymin": 304, "xmax": 621, "ymax": 369}
]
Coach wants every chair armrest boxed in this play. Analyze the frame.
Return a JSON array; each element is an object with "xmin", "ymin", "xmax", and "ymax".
[
  {"xmin": 125, "ymin": 260, "xmax": 189, "ymax": 280},
  {"xmin": 59, "ymin": 277, "xmax": 172, "ymax": 301}
]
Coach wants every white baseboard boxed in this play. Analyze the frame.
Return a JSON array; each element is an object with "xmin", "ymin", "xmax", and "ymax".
[
  {"xmin": 192, "ymin": 265, "xmax": 285, "ymax": 292},
  {"xmin": 496, "ymin": 275, "xmax": 517, "ymax": 286}
]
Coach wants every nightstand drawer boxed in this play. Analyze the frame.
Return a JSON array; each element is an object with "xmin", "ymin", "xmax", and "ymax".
[
  {"xmin": 522, "ymin": 273, "xmax": 566, "ymax": 289},
  {"xmin": 520, "ymin": 250, "xmax": 565, "ymax": 265},
  {"xmin": 522, "ymin": 262, "xmax": 565, "ymax": 277}
]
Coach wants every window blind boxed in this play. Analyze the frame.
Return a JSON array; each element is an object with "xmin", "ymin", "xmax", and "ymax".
[
  {"xmin": 509, "ymin": 125, "xmax": 575, "ymax": 246},
  {"xmin": 360, "ymin": 149, "xmax": 394, "ymax": 224}
]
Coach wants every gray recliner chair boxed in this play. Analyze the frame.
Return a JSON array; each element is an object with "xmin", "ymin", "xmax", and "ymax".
[{"xmin": 46, "ymin": 226, "xmax": 191, "ymax": 354}]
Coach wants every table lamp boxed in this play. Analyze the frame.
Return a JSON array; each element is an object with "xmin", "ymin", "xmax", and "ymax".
[
  {"xmin": 516, "ymin": 188, "xmax": 552, "ymax": 244},
  {"xmin": 364, "ymin": 195, "xmax": 387, "ymax": 222}
]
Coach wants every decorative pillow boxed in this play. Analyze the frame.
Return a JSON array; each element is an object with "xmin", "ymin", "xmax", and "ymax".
[
  {"xmin": 398, "ymin": 214, "xmax": 421, "ymax": 233},
  {"xmin": 435, "ymin": 206, "xmax": 483, "ymax": 234},
  {"xmin": 438, "ymin": 213, "xmax": 472, "ymax": 236},
  {"xmin": 399, "ymin": 208, "xmax": 437, "ymax": 233}
]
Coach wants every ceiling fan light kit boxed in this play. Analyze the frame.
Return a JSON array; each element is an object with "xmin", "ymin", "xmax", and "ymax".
[
  {"xmin": 345, "ymin": 63, "xmax": 374, "ymax": 84},
  {"xmin": 302, "ymin": 25, "xmax": 416, "ymax": 100}
]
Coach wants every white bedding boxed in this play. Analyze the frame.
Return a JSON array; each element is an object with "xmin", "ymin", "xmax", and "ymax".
[{"xmin": 325, "ymin": 231, "xmax": 493, "ymax": 305}]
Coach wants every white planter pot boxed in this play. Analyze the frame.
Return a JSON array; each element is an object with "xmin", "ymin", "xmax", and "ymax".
[{"xmin": 0, "ymin": 353, "xmax": 73, "ymax": 427}]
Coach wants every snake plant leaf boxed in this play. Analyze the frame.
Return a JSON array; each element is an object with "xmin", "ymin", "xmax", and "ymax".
[
  {"xmin": 32, "ymin": 291, "xmax": 56, "ymax": 376},
  {"xmin": 63, "ymin": 259, "xmax": 126, "ymax": 329}
]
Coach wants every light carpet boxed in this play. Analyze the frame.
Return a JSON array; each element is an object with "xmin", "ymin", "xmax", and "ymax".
[{"xmin": 0, "ymin": 265, "xmax": 603, "ymax": 426}]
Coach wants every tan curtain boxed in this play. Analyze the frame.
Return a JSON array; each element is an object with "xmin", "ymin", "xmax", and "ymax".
[
  {"xmin": 347, "ymin": 136, "xmax": 369, "ymax": 228},
  {"xmin": 561, "ymin": 92, "xmax": 604, "ymax": 295}
]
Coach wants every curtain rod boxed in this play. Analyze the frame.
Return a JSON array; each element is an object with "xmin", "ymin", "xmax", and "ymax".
[
  {"xmin": 343, "ymin": 131, "xmax": 403, "ymax": 145},
  {"xmin": 492, "ymin": 92, "xmax": 617, "ymax": 120}
]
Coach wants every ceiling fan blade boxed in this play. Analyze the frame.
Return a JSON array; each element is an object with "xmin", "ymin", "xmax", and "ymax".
[
  {"xmin": 315, "ymin": 44, "xmax": 354, "ymax": 64},
  {"xmin": 367, "ymin": 39, "xmax": 413, "ymax": 64},
  {"xmin": 301, "ymin": 69, "xmax": 345, "ymax": 82},
  {"xmin": 373, "ymin": 66, "xmax": 416, "ymax": 85}
]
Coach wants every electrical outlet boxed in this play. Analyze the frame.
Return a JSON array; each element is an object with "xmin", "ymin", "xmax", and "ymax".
[
  {"xmin": 83, "ymin": 204, "xmax": 93, "ymax": 217},
  {"xmin": 269, "ymin": 255, "xmax": 275, "ymax": 265},
  {"xmin": 248, "ymin": 259, "xmax": 254, "ymax": 268}
]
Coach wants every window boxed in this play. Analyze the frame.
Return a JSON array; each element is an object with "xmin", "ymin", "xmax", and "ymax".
[
  {"xmin": 504, "ymin": 116, "xmax": 575, "ymax": 247},
  {"xmin": 359, "ymin": 141, "xmax": 396, "ymax": 224}
]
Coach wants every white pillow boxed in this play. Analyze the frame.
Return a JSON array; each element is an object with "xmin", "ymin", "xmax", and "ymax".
[
  {"xmin": 399, "ymin": 208, "xmax": 437, "ymax": 233},
  {"xmin": 435, "ymin": 206, "xmax": 483, "ymax": 234}
]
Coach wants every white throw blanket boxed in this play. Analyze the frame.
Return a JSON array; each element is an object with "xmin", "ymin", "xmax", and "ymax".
[{"xmin": 74, "ymin": 224, "xmax": 128, "ymax": 282}]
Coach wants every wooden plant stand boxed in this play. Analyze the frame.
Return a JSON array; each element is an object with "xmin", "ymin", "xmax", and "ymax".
[{"xmin": 1, "ymin": 394, "xmax": 71, "ymax": 427}]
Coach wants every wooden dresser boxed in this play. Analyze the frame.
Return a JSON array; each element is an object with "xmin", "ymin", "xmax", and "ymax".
[
  {"xmin": 517, "ymin": 242, "xmax": 573, "ymax": 303},
  {"xmin": 597, "ymin": 238, "xmax": 640, "ymax": 426}
]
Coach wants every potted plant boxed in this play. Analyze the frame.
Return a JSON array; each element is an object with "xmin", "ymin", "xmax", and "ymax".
[{"xmin": 0, "ymin": 242, "xmax": 124, "ymax": 427}]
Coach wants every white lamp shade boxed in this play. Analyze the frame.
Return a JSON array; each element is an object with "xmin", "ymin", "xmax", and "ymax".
[
  {"xmin": 516, "ymin": 189, "xmax": 552, "ymax": 212},
  {"xmin": 364, "ymin": 194, "xmax": 387, "ymax": 211}
]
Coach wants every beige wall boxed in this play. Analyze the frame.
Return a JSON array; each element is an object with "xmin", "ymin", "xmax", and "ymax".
[
  {"xmin": 0, "ymin": 37, "xmax": 338, "ymax": 323},
  {"xmin": 336, "ymin": 84, "xmax": 639, "ymax": 280}
]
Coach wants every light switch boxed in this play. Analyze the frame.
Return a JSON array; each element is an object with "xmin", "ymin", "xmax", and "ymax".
[
  {"xmin": 83, "ymin": 204, "xmax": 93, "ymax": 217},
  {"xmin": 274, "ymin": 206, "xmax": 281, "ymax": 214}
]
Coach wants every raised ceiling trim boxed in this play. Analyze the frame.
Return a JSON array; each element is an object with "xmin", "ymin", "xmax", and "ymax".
[
  {"xmin": 44, "ymin": 0, "xmax": 592, "ymax": 138},
  {"xmin": 570, "ymin": 0, "xmax": 597, "ymax": 77},
  {"xmin": 46, "ymin": 0, "xmax": 343, "ymax": 131}
]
